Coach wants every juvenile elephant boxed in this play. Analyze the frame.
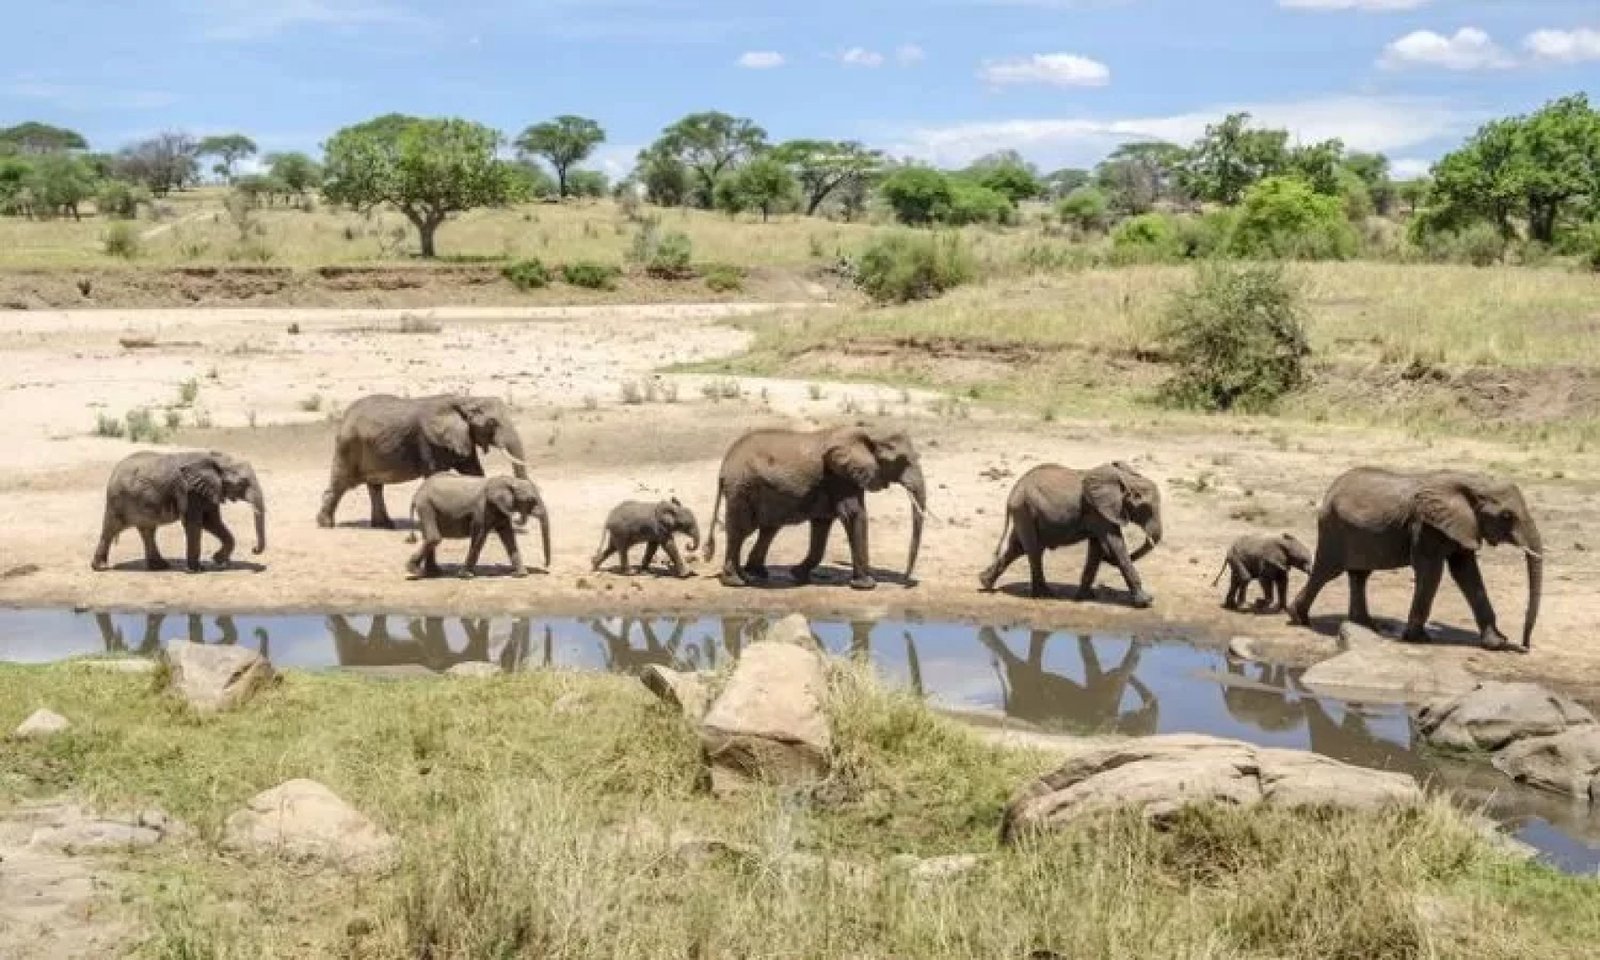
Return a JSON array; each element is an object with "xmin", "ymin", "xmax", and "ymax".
[
  {"xmin": 318, "ymin": 394, "xmax": 528, "ymax": 529},
  {"xmin": 592, "ymin": 499, "xmax": 700, "ymax": 577},
  {"xmin": 405, "ymin": 475, "xmax": 549, "ymax": 579},
  {"xmin": 1214, "ymin": 532, "xmax": 1312, "ymax": 612},
  {"xmin": 978, "ymin": 461, "xmax": 1162, "ymax": 606},
  {"xmin": 91, "ymin": 451, "xmax": 266, "ymax": 573},
  {"xmin": 1288, "ymin": 467, "xmax": 1542, "ymax": 651},
  {"xmin": 703, "ymin": 425, "xmax": 927, "ymax": 591}
]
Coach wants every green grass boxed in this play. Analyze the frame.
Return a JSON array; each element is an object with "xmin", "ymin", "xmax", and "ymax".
[{"xmin": 1, "ymin": 660, "xmax": 1596, "ymax": 959}]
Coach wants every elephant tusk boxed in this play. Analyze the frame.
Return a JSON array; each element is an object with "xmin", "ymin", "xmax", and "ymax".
[
  {"xmin": 502, "ymin": 452, "xmax": 528, "ymax": 468},
  {"xmin": 909, "ymin": 498, "xmax": 943, "ymax": 525},
  {"xmin": 1523, "ymin": 547, "xmax": 1543, "ymax": 560}
]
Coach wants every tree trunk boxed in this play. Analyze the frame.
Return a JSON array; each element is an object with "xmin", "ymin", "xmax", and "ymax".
[
  {"xmin": 761, "ymin": 203, "xmax": 770, "ymax": 223},
  {"xmin": 806, "ymin": 193, "xmax": 824, "ymax": 216},
  {"xmin": 1528, "ymin": 199, "xmax": 1557, "ymax": 244},
  {"xmin": 409, "ymin": 210, "xmax": 445, "ymax": 258},
  {"xmin": 557, "ymin": 166, "xmax": 568, "ymax": 199}
]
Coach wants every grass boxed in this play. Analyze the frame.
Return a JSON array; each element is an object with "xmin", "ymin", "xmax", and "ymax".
[{"xmin": 0, "ymin": 661, "xmax": 1595, "ymax": 959}]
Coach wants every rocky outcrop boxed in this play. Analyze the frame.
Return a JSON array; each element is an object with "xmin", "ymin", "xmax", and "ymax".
[
  {"xmin": 699, "ymin": 631, "xmax": 831, "ymax": 797},
  {"xmin": 164, "ymin": 642, "xmax": 274, "ymax": 714},
  {"xmin": 13, "ymin": 708, "xmax": 70, "ymax": 739},
  {"xmin": 641, "ymin": 665, "xmax": 710, "ymax": 721},
  {"xmin": 1001, "ymin": 734, "xmax": 1422, "ymax": 842},
  {"xmin": 1415, "ymin": 682, "xmax": 1595, "ymax": 752},
  {"xmin": 1492, "ymin": 729, "xmax": 1600, "ymax": 801},
  {"xmin": 26, "ymin": 806, "xmax": 186, "ymax": 854},
  {"xmin": 1299, "ymin": 623, "xmax": 1477, "ymax": 704},
  {"xmin": 222, "ymin": 779, "xmax": 396, "ymax": 872}
]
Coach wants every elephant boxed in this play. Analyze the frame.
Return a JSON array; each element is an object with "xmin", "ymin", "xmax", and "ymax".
[
  {"xmin": 980, "ymin": 628, "xmax": 1158, "ymax": 735},
  {"xmin": 91, "ymin": 450, "xmax": 266, "ymax": 573},
  {"xmin": 978, "ymin": 461, "xmax": 1163, "ymax": 607},
  {"xmin": 404, "ymin": 475, "xmax": 549, "ymax": 579},
  {"xmin": 1214, "ymin": 532, "xmax": 1312, "ymax": 612},
  {"xmin": 317, "ymin": 394, "xmax": 528, "ymax": 529},
  {"xmin": 702, "ymin": 425, "xmax": 927, "ymax": 591},
  {"xmin": 1287, "ymin": 467, "xmax": 1543, "ymax": 651},
  {"xmin": 591, "ymin": 499, "xmax": 701, "ymax": 577},
  {"xmin": 328, "ymin": 614, "xmax": 535, "ymax": 672}
]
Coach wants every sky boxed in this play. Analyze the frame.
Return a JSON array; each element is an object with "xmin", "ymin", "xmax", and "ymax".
[{"xmin": 2, "ymin": 0, "xmax": 1596, "ymax": 179}]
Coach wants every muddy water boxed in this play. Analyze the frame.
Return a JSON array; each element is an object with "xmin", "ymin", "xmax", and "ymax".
[{"xmin": 2, "ymin": 608, "xmax": 1597, "ymax": 874}]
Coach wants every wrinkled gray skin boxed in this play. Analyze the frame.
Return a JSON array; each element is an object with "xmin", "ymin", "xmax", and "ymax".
[
  {"xmin": 703, "ymin": 426, "xmax": 927, "ymax": 591},
  {"xmin": 317, "ymin": 394, "xmax": 528, "ymax": 529},
  {"xmin": 405, "ymin": 475, "xmax": 549, "ymax": 579},
  {"xmin": 91, "ymin": 450, "xmax": 266, "ymax": 573},
  {"xmin": 1288, "ymin": 467, "xmax": 1543, "ymax": 652},
  {"xmin": 978, "ymin": 461, "xmax": 1163, "ymax": 607},
  {"xmin": 1214, "ymin": 532, "xmax": 1312, "ymax": 612},
  {"xmin": 592, "ymin": 498, "xmax": 700, "ymax": 577}
]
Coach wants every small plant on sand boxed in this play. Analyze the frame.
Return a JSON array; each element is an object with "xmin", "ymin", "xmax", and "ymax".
[
  {"xmin": 164, "ymin": 408, "xmax": 182, "ymax": 431},
  {"xmin": 629, "ymin": 222, "xmax": 694, "ymax": 279},
  {"xmin": 854, "ymin": 232, "xmax": 975, "ymax": 304},
  {"xmin": 563, "ymin": 260, "xmax": 620, "ymax": 291},
  {"xmin": 502, "ymin": 258, "xmax": 552, "ymax": 291},
  {"xmin": 807, "ymin": 383, "xmax": 825, "ymax": 401},
  {"xmin": 299, "ymin": 393, "xmax": 324, "ymax": 413},
  {"xmin": 93, "ymin": 412, "xmax": 124, "ymax": 438},
  {"xmin": 700, "ymin": 378, "xmax": 742, "ymax": 401},
  {"xmin": 398, "ymin": 313, "xmax": 442, "ymax": 334},
  {"xmin": 177, "ymin": 378, "xmax": 199, "ymax": 407},
  {"xmin": 102, "ymin": 222, "xmax": 141, "ymax": 259},
  {"xmin": 703, "ymin": 263, "xmax": 745, "ymax": 293},
  {"xmin": 124, "ymin": 407, "xmax": 167, "ymax": 443},
  {"xmin": 1157, "ymin": 263, "xmax": 1310, "ymax": 413},
  {"xmin": 619, "ymin": 380, "xmax": 646, "ymax": 405}
]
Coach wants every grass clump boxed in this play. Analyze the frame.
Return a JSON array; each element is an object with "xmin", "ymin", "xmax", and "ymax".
[
  {"xmin": 630, "ymin": 222, "xmax": 694, "ymax": 279},
  {"xmin": 703, "ymin": 262, "xmax": 745, "ymax": 293},
  {"xmin": 563, "ymin": 260, "xmax": 620, "ymax": 290},
  {"xmin": 123, "ymin": 406, "xmax": 168, "ymax": 443},
  {"xmin": 92, "ymin": 412, "xmax": 124, "ymax": 438},
  {"xmin": 501, "ymin": 257, "xmax": 552, "ymax": 290},
  {"xmin": 397, "ymin": 313, "xmax": 442, "ymax": 334},
  {"xmin": 1157, "ymin": 263, "xmax": 1311, "ymax": 413},
  {"xmin": 101, "ymin": 222, "xmax": 141, "ymax": 259},
  {"xmin": 854, "ymin": 231, "xmax": 975, "ymax": 304}
]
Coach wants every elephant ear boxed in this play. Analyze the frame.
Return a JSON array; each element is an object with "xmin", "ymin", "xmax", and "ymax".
[
  {"xmin": 178, "ymin": 458, "xmax": 224, "ymax": 510},
  {"xmin": 824, "ymin": 429, "xmax": 882, "ymax": 491},
  {"xmin": 1415, "ymin": 481, "xmax": 1480, "ymax": 551},
  {"xmin": 1259, "ymin": 542, "xmax": 1290, "ymax": 575},
  {"xmin": 422, "ymin": 406, "xmax": 474, "ymax": 463},
  {"xmin": 486, "ymin": 480, "xmax": 517, "ymax": 518},
  {"xmin": 1083, "ymin": 465, "xmax": 1128, "ymax": 525}
]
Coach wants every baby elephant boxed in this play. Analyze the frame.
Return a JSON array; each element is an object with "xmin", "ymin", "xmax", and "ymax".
[
  {"xmin": 406, "ymin": 475, "xmax": 550, "ymax": 579},
  {"xmin": 592, "ymin": 498, "xmax": 700, "ymax": 577},
  {"xmin": 92, "ymin": 450, "xmax": 266, "ymax": 573},
  {"xmin": 1214, "ymin": 533, "xmax": 1312, "ymax": 612}
]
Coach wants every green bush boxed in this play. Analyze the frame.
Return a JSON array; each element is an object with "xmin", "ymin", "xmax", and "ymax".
[
  {"xmin": 854, "ymin": 232, "xmax": 975, "ymax": 304},
  {"xmin": 502, "ymin": 258, "xmax": 551, "ymax": 290},
  {"xmin": 944, "ymin": 179, "xmax": 1015, "ymax": 226},
  {"xmin": 1157, "ymin": 263, "xmax": 1311, "ymax": 413},
  {"xmin": 1111, "ymin": 214, "xmax": 1184, "ymax": 263},
  {"xmin": 1420, "ymin": 222, "xmax": 1506, "ymax": 267},
  {"xmin": 630, "ymin": 225, "xmax": 693, "ymax": 279},
  {"xmin": 1229, "ymin": 176, "xmax": 1358, "ymax": 260},
  {"xmin": 562, "ymin": 260, "xmax": 620, "ymax": 290},
  {"xmin": 703, "ymin": 263, "xmax": 745, "ymax": 293},
  {"xmin": 1056, "ymin": 187, "xmax": 1111, "ymax": 233},
  {"xmin": 95, "ymin": 180, "xmax": 150, "ymax": 220},
  {"xmin": 102, "ymin": 222, "xmax": 141, "ymax": 259},
  {"xmin": 879, "ymin": 167, "xmax": 954, "ymax": 226},
  {"xmin": 1175, "ymin": 210, "xmax": 1236, "ymax": 259}
]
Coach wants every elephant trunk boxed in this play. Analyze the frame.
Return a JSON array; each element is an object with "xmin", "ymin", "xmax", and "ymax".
[
  {"xmin": 684, "ymin": 518, "xmax": 701, "ymax": 556},
  {"xmin": 247, "ymin": 483, "xmax": 267, "ymax": 554},
  {"xmin": 1519, "ymin": 520, "xmax": 1543, "ymax": 650},
  {"xmin": 901, "ymin": 462, "xmax": 927, "ymax": 583},
  {"xmin": 1130, "ymin": 514, "xmax": 1162, "ymax": 562},
  {"xmin": 496, "ymin": 424, "xmax": 529, "ymax": 480},
  {"xmin": 534, "ymin": 507, "xmax": 551, "ymax": 570}
]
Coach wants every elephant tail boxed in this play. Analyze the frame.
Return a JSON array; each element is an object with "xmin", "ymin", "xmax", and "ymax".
[
  {"xmin": 702, "ymin": 480, "xmax": 724, "ymax": 562},
  {"xmin": 988, "ymin": 511, "xmax": 1014, "ymax": 567},
  {"xmin": 1211, "ymin": 560, "xmax": 1228, "ymax": 587},
  {"xmin": 405, "ymin": 497, "xmax": 419, "ymax": 544}
]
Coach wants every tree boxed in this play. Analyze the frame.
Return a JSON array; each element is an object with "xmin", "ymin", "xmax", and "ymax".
[
  {"xmin": 1510, "ymin": 94, "xmax": 1600, "ymax": 243},
  {"xmin": 0, "ymin": 156, "xmax": 33, "ymax": 214},
  {"xmin": 266, "ymin": 151, "xmax": 322, "ymax": 195},
  {"xmin": 771, "ymin": 139, "xmax": 881, "ymax": 215},
  {"xmin": 1342, "ymin": 152, "xmax": 1395, "ymax": 216},
  {"xmin": 1185, "ymin": 113, "xmax": 1290, "ymax": 205},
  {"xmin": 114, "ymin": 132, "xmax": 199, "ymax": 196},
  {"xmin": 0, "ymin": 122, "xmax": 88, "ymax": 154},
  {"xmin": 25, "ymin": 154, "xmax": 95, "ymax": 220},
  {"xmin": 515, "ymin": 115, "xmax": 606, "ymax": 198},
  {"xmin": 650, "ymin": 111, "xmax": 767, "ymax": 208},
  {"xmin": 965, "ymin": 150, "xmax": 1042, "ymax": 204},
  {"xmin": 566, "ymin": 169, "xmax": 610, "ymax": 198},
  {"xmin": 718, "ymin": 155, "xmax": 797, "ymax": 221},
  {"xmin": 879, "ymin": 166, "xmax": 953, "ymax": 225},
  {"xmin": 1056, "ymin": 186, "xmax": 1111, "ymax": 232},
  {"xmin": 1095, "ymin": 141, "xmax": 1189, "ymax": 215},
  {"xmin": 1396, "ymin": 178, "xmax": 1429, "ymax": 217},
  {"xmin": 636, "ymin": 145, "xmax": 690, "ymax": 206},
  {"xmin": 1042, "ymin": 167, "xmax": 1091, "ymax": 200},
  {"xmin": 1287, "ymin": 139, "xmax": 1345, "ymax": 196},
  {"xmin": 1425, "ymin": 119, "xmax": 1525, "ymax": 237},
  {"xmin": 321, "ymin": 115, "xmax": 522, "ymax": 258},
  {"xmin": 1228, "ymin": 176, "xmax": 1357, "ymax": 260},
  {"xmin": 198, "ymin": 134, "xmax": 257, "ymax": 183}
]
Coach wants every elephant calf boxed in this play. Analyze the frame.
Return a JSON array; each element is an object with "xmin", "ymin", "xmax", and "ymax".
[
  {"xmin": 592, "ymin": 499, "xmax": 701, "ymax": 577},
  {"xmin": 406, "ymin": 475, "xmax": 550, "ymax": 579},
  {"xmin": 92, "ymin": 451, "xmax": 266, "ymax": 573},
  {"xmin": 1213, "ymin": 533, "xmax": 1312, "ymax": 612}
]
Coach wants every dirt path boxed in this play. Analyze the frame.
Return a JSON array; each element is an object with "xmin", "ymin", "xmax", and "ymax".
[{"xmin": 1, "ymin": 304, "xmax": 1596, "ymax": 695}]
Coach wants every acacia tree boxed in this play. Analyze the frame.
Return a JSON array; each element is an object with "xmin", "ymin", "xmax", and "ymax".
[
  {"xmin": 716, "ymin": 155, "xmax": 797, "ymax": 221},
  {"xmin": 26, "ymin": 154, "xmax": 95, "ymax": 219},
  {"xmin": 198, "ymin": 134, "xmax": 257, "ymax": 183},
  {"xmin": 650, "ymin": 111, "xmax": 766, "ymax": 208},
  {"xmin": 0, "ymin": 122, "xmax": 88, "ymax": 154},
  {"xmin": 1184, "ymin": 113, "xmax": 1289, "ymax": 205},
  {"xmin": 772, "ymin": 139, "xmax": 881, "ymax": 216},
  {"xmin": 266, "ymin": 151, "xmax": 322, "ymax": 196},
  {"xmin": 965, "ymin": 150, "xmax": 1042, "ymax": 204},
  {"xmin": 115, "ymin": 132, "xmax": 199, "ymax": 195},
  {"xmin": 1095, "ymin": 142, "xmax": 1190, "ymax": 215},
  {"xmin": 321, "ymin": 115, "xmax": 522, "ymax": 258},
  {"xmin": 515, "ymin": 115, "xmax": 605, "ymax": 198}
]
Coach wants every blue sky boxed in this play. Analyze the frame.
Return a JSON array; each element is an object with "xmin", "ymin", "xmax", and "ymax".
[{"xmin": 3, "ymin": 0, "xmax": 1596, "ymax": 177}]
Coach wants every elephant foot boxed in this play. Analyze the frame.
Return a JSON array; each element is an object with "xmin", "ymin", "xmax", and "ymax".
[
  {"xmin": 405, "ymin": 560, "xmax": 423, "ymax": 577},
  {"xmin": 1399, "ymin": 624, "xmax": 1430, "ymax": 644},
  {"xmin": 371, "ymin": 518, "xmax": 396, "ymax": 531},
  {"xmin": 212, "ymin": 551, "xmax": 232, "ymax": 567},
  {"xmin": 1479, "ymin": 626, "xmax": 1511, "ymax": 652},
  {"xmin": 978, "ymin": 572, "xmax": 997, "ymax": 593},
  {"xmin": 1128, "ymin": 589, "xmax": 1154, "ymax": 609},
  {"xmin": 1221, "ymin": 599, "xmax": 1239, "ymax": 611},
  {"xmin": 745, "ymin": 564, "xmax": 770, "ymax": 582},
  {"xmin": 791, "ymin": 564, "xmax": 817, "ymax": 585},
  {"xmin": 849, "ymin": 576, "xmax": 877, "ymax": 592},
  {"xmin": 184, "ymin": 561, "xmax": 203, "ymax": 574},
  {"xmin": 315, "ymin": 513, "xmax": 335, "ymax": 529},
  {"xmin": 1068, "ymin": 585, "xmax": 1092, "ymax": 602},
  {"xmin": 146, "ymin": 558, "xmax": 171, "ymax": 572},
  {"xmin": 91, "ymin": 559, "xmax": 108, "ymax": 572},
  {"xmin": 719, "ymin": 571, "xmax": 749, "ymax": 588},
  {"xmin": 510, "ymin": 567, "xmax": 529, "ymax": 579},
  {"xmin": 458, "ymin": 569, "xmax": 476, "ymax": 580}
]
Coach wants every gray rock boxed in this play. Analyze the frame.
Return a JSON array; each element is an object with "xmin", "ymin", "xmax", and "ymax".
[
  {"xmin": 444, "ymin": 661, "xmax": 503, "ymax": 678},
  {"xmin": 1415, "ymin": 682, "xmax": 1595, "ymax": 753},
  {"xmin": 164, "ymin": 642, "xmax": 274, "ymax": 714},
  {"xmin": 1299, "ymin": 627, "xmax": 1477, "ymax": 704},
  {"xmin": 1492, "ymin": 728, "xmax": 1600, "ymax": 800},
  {"xmin": 640, "ymin": 665, "xmax": 709, "ymax": 721},
  {"xmin": 700, "ymin": 634, "xmax": 831, "ymax": 797},
  {"xmin": 222, "ymin": 779, "xmax": 397, "ymax": 872},
  {"xmin": 26, "ymin": 806, "xmax": 185, "ymax": 854},
  {"xmin": 763, "ymin": 613, "xmax": 824, "ymax": 651},
  {"xmin": 1002, "ymin": 734, "xmax": 1422, "ymax": 842},
  {"xmin": 1227, "ymin": 634, "xmax": 1338, "ymax": 669},
  {"xmin": 13, "ymin": 709, "xmax": 70, "ymax": 739}
]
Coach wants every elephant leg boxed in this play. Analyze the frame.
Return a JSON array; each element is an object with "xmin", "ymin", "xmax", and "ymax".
[
  {"xmin": 793, "ymin": 519, "xmax": 832, "ymax": 584},
  {"xmin": 1075, "ymin": 540, "xmax": 1103, "ymax": 602},
  {"xmin": 1102, "ymin": 530, "xmax": 1153, "ymax": 608},
  {"xmin": 719, "ymin": 515, "xmax": 753, "ymax": 587},
  {"xmin": 496, "ymin": 524, "xmax": 527, "ymax": 578},
  {"xmin": 1224, "ymin": 569, "xmax": 1245, "ymax": 609},
  {"xmin": 746, "ymin": 527, "xmax": 780, "ymax": 581},
  {"xmin": 1014, "ymin": 521, "xmax": 1049, "ymax": 598},
  {"xmin": 92, "ymin": 511, "xmax": 122, "ymax": 571},
  {"xmin": 1446, "ymin": 552, "xmax": 1507, "ymax": 650},
  {"xmin": 405, "ymin": 540, "xmax": 432, "ymax": 577},
  {"xmin": 367, "ymin": 484, "xmax": 395, "ymax": 529},
  {"xmin": 1288, "ymin": 548, "xmax": 1341, "ymax": 626},
  {"xmin": 837, "ymin": 498, "xmax": 875, "ymax": 591},
  {"xmin": 591, "ymin": 535, "xmax": 613, "ymax": 572},
  {"xmin": 138, "ymin": 527, "xmax": 169, "ymax": 571},
  {"xmin": 1347, "ymin": 570, "xmax": 1374, "ymax": 627},
  {"xmin": 617, "ymin": 545, "xmax": 631, "ymax": 573},
  {"xmin": 1401, "ymin": 557, "xmax": 1444, "ymax": 643},
  {"xmin": 979, "ymin": 537, "xmax": 1024, "ymax": 592},
  {"xmin": 640, "ymin": 542, "xmax": 659, "ymax": 572},
  {"xmin": 461, "ymin": 527, "xmax": 488, "ymax": 578},
  {"xmin": 201, "ymin": 507, "xmax": 235, "ymax": 566},
  {"xmin": 182, "ymin": 515, "xmax": 205, "ymax": 573},
  {"xmin": 661, "ymin": 539, "xmax": 689, "ymax": 578},
  {"xmin": 1264, "ymin": 573, "xmax": 1287, "ymax": 613}
]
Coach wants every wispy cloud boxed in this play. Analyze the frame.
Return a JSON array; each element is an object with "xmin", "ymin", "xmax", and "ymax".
[
  {"xmin": 2, "ymin": 78, "xmax": 176, "ymax": 111},
  {"xmin": 840, "ymin": 47, "xmax": 886, "ymax": 67},
  {"xmin": 199, "ymin": 0, "xmax": 420, "ymax": 41},
  {"xmin": 737, "ymin": 50, "xmax": 785, "ymax": 69},
  {"xmin": 1379, "ymin": 28, "xmax": 1514, "ymax": 71},
  {"xmin": 1524, "ymin": 27, "xmax": 1600, "ymax": 64},
  {"xmin": 1280, "ymin": 0, "xmax": 1429, "ymax": 10},
  {"xmin": 896, "ymin": 43, "xmax": 926, "ymax": 66},
  {"xmin": 979, "ymin": 53, "xmax": 1111, "ymax": 88}
]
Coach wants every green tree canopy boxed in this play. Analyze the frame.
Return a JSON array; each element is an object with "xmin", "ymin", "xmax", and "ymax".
[
  {"xmin": 566, "ymin": 168, "xmax": 610, "ymax": 198},
  {"xmin": 771, "ymin": 139, "xmax": 881, "ymax": 215},
  {"xmin": 965, "ymin": 150, "xmax": 1042, "ymax": 203},
  {"xmin": 879, "ymin": 166, "xmax": 954, "ymax": 225},
  {"xmin": 0, "ymin": 122, "xmax": 88, "ymax": 154},
  {"xmin": 266, "ymin": 151, "xmax": 322, "ymax": 194},
  {"xmin": 1042, "ymin": 167, "xmax": 1092, "ymax": 199},
  {"xmin": 651, "ymin": 111, "xmax": 767, "ymax": 207},
  {"xmin": 1342, "ymin": 152, "xmax": 1395, "ymax": 215},
  {"xmin": 635, "ymin": 145, "xmax": 690, "ymax": 206},
  {"xmin": 515, "ymin": 115, "xmax": 606, "ymax": 198},
  {"xmin": 1096, "ymin": 141, "xmax": 1190, "ymax": 215},
  {"xmin": 198, "ymin": 134, "xmax": 258, "ymax": 183},
  {"xmin": 716, "ymin": 155, "xmax": 798, "ymax": 221},
  {"xmin": 321, "ymin": 115, "xmax": 522, "ymax": 257},
  {"xmin": 1286, "ymin": 139, "xmax": 1345, "ymax": 196},
  {"xmin": 1184, "ymin": 113, "xmax": 1290, "ymax": 205},
  {"xmin": 26, "ymin": 154, "xmax": 96, "ymax": 220}
]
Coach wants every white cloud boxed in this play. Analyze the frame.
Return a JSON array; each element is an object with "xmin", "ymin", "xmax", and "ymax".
[
  {"xmin": 1280, "ymin": 0, "xmax": 1429, "ymax": 10},
  {"xmin": 840, "ymin": 47, "xmax": 886, "ymax": 67},
  {"xmin": 737, "ymin": 50, "xmax": 785, "ymax": 69},
  {"xmin": 2, "ymin": 79, "xmax": 176, "ymax": 111},
  {"xmin": 1524, "ymin": 27, "xmax": 1600, "ymax": 64},
  {"xmin": 979, "ymin": 53, "xmax": 1111, "ymax": 88},
  {"xmin": 1390, "ymin": 157, "xmax": 1432, "ymax": 179},
  {"xmin": 1380, "ymin": 28, "xmax": 1514, "ymax": 71},
  {"xmin": 896, "ymin": 43, "xmax": 926, "ymax": 65},
  {"xmin": 200, "ymin": 0, "xmax": 418, "ymax": 40},
  {"xmin": 590, "ymin": 144, "xmax": 642, "ymax": 178}
]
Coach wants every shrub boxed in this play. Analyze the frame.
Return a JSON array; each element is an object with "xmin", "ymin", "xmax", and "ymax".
[
  {"xmin": 1157, "ymin": 263, "xmax": 1311, "ymax": 413},
  {"xmin": 93, "ymin": 413, "xmax": 124, "ymax": 438},
  {"xmin": 124, "ymin": 407, "xmax": 168, "ymax": 443},
  {"xmin": 1056, "ymin": 187, "xmax": 1111, "ymax": 233},
  {"xmin": 854, "ymin": 232, "xmax": 975, "ymax": 304},
  {"xmin": 703, "ymin": 263, "xmax": 745, "ymax": 293},
  {"xmin": 1174, "ymin": 210, "xmax": 1236, "ymax": 259},
  {"xmin": 502, "ymin": 258, "xmax": 551, "ymax": 290},
  {"xmin": 879, "ymin": 167, "xmax": 954, "ymax": 226},
  {"xmin": 1111, "ymin": 213, "xmax": 1184, "ymax": 263},
  {"xmin": 1229, "ymin": 176, "xmax": 1358, "ymax": 261},
  {"xmin": 1420, "ymin": 222, "xmax": 1506, "ymax": 267},
  {"xmin": 226, "ymin": 240, "xmax": 275, "ymax": 263},
  {"xmin": 102, "ymin": 222, "xmax": 141, "ymax": 259},
  {"xmin": 95, "ymin": 180, "xmax": 149, "ymax": 220},
  {"xmin": 630, "ymin": 224, "xmax": 693, "ymax": 279},
  {"xmin": 562, "ymin": 260, "xmax": 620, "ymax": 290},
  {"xmin": 944, "ymin": 179, "xmax": 1015, "ymax": 226}
]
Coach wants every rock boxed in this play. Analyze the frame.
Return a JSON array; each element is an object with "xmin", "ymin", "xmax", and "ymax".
[
  {"xmin": 444, "ymin": 661, "xmax": 502, "ymax": 678},
  {"xmin": 1299, "ymin": 630, "xmax": 1477, "ymax": 704},
  {"xmin": 1001, "ymin": 734, "xmax": 1422, "ymax": 842},
  {"xmin": 71, "ymin": 658, "xmax": 158, "ymax": 674},
  {"xmin": 26, "ymin": 806, "xmax": 184, "ymax": 854},
  {"xmin": 1492, "ymin": 728, "xmax": 1600, "ymax": 800},
  {"xmin": 1227, "ymin": 634, "xmax": 1337, "ymax": 669},
  {"xmin": 640, "ymin": 665, "xmax": 709, "ymax": 720},
  {"xmin": 14, "ymin": 709, "xmax": 70, "ymax": 739},
  {"xmin": 763, "ymin": 613, "xmax": 824, "ymax": 651},
  {"xmin": 1415, "ymin": 682, "xmax": 1595, "ymax": 752},
  {"xmin": 164, "ymin": 642, "xmax": 274, "ymax": 714},
  {"xmin": 888, "ymin": 853, "xmax": 984, "ymax": 884},
  {"xmin": 700, "ymin": 638, "xmax": 831, "ymax": 796},
  {"xmin": 222, "ymin": 779, "xmax": 397, "ymax": 872}
]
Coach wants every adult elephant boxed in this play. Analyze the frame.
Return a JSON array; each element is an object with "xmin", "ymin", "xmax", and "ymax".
[
  {"xmin": 1287, "ymin": 467, "xmax": 1542, "ymax": 651},
  {"xmin": 703, "ymin": 425, "xmax": 926, "ymax": 591},
  {"xmin": 91, "ymin": 450, "xmax": 266, "ymax": 573},
  {"xmin": 317, "ymin": 394, "xmax": 528, "ymax": 529},
  {"xmin": 978, "ymin": 462, "xmax": 1162, "ymax": 606}
]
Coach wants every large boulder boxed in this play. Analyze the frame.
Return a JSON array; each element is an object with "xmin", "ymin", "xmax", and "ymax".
[
  {"xmin": 222, "ymin": 779, "xmax": 396, "ymax": 873},
  {"xmin": 1415, "ymin": 682, "xmax": 1595, "ymax": 753},
  {"xmin": 641, "ymin": 665, "xmax": 710, "ymax": 721},
  {"xmin": 1001, "ymin": 734, "xmax": 1422, "ymax": 843},
  {"xmin": 164, "ymin": 642, "xmax": 274, "ymax": 714},
  {"xmin": 13, "ymin": 709, "xmax": 70, "ymax": 739},
  {"xmin": 1492, "ymin": 728, "xmax": 1600, "ymax": 801},
  {"xmin": 1299, "ymin": 624, "xmax": 1477, "ymax": 704},
  {"xmin": 700, "ymin": 635, "xmax": 831, "ymax": 797},
  {"xmin": 763, "ymin": 613, "xmax": 824, "ymax": 651}
]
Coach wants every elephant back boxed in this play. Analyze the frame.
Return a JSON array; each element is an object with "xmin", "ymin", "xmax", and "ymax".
[{"xmin": 1009, "ymin": 464, "xmax": 1082, "ymax": 512}]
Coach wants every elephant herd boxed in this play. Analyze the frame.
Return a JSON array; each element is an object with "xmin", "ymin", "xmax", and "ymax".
[{"xmin": 89, "ymin": 392, "xmax": 1545, "ymax": 652}]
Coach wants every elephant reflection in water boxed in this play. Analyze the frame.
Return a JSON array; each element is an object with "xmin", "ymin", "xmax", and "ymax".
[
  {"xmin": 841, "ymin": 621, "xmax": 926, "ymax": 697},
  {"xmin": 327, "ymin": 614, "xmax": 535, "ymax": 673},
  {"xmin": 95, "ymin": 612, "xmax": 268, "ymax": 658},
  {"xmin": 589, "ymin": 617, "xmax": 695, "ymax": 674},
  {"xmin": 979, "ymin": 627, "xmax": 1158, "ymax": 735}
]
